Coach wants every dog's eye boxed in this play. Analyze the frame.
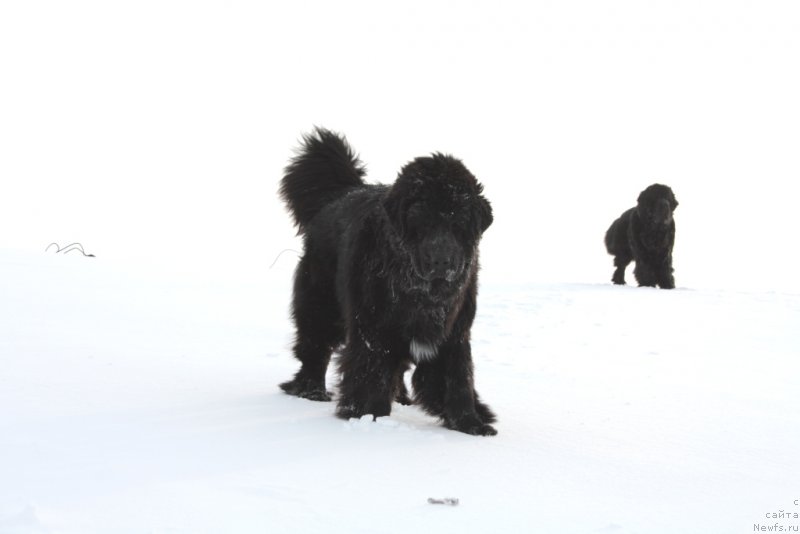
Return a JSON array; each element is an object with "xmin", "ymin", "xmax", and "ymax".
[
  {"xmin": 451, "ymin": 210, "xmax": 468, "ymax": 226},
  {"xmin": 445, "ymin": 209, "xmax": 478, "ymax": 237},
  {"xmin": 403, "ymin": 202, "xmax": 428, "ymax": 236}
]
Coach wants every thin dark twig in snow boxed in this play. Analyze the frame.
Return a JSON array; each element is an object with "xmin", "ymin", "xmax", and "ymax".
[
  {"xmin": 45, "ymin": 242, "xmax": 95, "ymax": 257},
  {"xmin": 61, "ymin": 243, "xmax": 86, "ymax": 254}
]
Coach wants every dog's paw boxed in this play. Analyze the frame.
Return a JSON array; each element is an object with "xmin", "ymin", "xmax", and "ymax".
[
  {"xmin": 280, "ymin": 377, "xmax": 332, "ymax": 402},
  {"xmin": 394, "ymin": 390, "xmax": 413, "ymax": 406},
  {"xmin": 658, "ymin": 277, "xmax": 676, "ymax": 289},
  {"xmin": 335, "ymin": 397, "xmax": 391, "ymax": 420},
  {"xmin": 474, "ymin": 398, "xmax": 497, "ymax": 424},
  {"xmin": 335, "ymin": 402, "xmax": 361, "ymax": 420},
  {"xmin": 472, "ymin": 423, "xmax": 498, "ymax": 436},
  {"xmin": 446, "ymin": 414, "xmax": 498, "ymax": 436},
  {"xmin": 301, "ymin": 388, "xmax": 334, "ymax": 401}
]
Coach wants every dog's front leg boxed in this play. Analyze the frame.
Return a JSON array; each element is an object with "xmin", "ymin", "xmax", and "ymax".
[
  {"xmin": 335, "ymin": 334, "xmax": 398, "ymax": 421},
  {"xmin": 655, "ymin": 258, "xmax": 675, "ymax": 289},
  {"xmin": 633, "ymin": 262, "xmax": 658, "ymax": 287},
  {"xmin": 438, "ymin": 340, "xmax": 497, "ymax": 436}
]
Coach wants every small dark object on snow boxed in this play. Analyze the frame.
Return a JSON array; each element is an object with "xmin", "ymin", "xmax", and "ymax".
[{"xmin": 427, "ymin": 497, "xmax": 459, "ymax": 506}]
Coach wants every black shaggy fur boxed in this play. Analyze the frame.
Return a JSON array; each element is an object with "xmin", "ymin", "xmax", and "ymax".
[
  {"xmin": 605, "ymin": 183, "xmax": 679, "ymax": 289},
  {"xmin": 278, "ymin": 127, "xmax": 497, "ymax": 436}
]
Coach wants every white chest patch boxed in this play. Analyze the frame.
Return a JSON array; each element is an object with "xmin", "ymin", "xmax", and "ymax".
[{"xmin": 409, "ymin": 339, "xmax": 438, "ymax": 362}]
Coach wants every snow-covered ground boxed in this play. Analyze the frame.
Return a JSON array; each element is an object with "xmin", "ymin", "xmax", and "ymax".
[
  {"xmin": 3, "ymin": 1, "xmax": 800, "ymax": 532},
  {"xmin": 1, "ymin": 249, "xmax": 797, "ymax": 534}
]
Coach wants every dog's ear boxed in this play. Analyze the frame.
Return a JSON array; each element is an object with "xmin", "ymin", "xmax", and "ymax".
[
  {"xmin": 670, "ymin": 195, "xmax": 679, "ymax": 211},
  {"xmin": 383, "ymin": 183, "xmax": 417, "ymax": 235},
  {"xmin": 478, "ymin": 196, "xmax": 493, "ymax": 233},
  {"xmin": 383, "ymin": 194, "xmax": 403, "ymax": 233}
]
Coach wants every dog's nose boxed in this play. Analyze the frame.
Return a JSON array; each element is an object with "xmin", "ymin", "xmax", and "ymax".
[
  {"xmin": 424, "ymin": 251, "xmax": 454, "ymax": 279},
  {"xmin": 419, "ymin": 233, "xmax": 460, "ymax": 280}
]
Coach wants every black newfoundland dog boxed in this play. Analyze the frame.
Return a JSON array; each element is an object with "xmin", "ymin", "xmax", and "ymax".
[
  {"xmin": 604, "ymin": 184, "xmax": 678, "ymax": 289},
  {"xmin": 278, "ymin": 128, "xmax": 497, "ymax": 436}
]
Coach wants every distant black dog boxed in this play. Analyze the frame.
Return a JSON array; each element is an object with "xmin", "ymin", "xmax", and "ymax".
[
  {"xmin": 279, "ymin": 128, "xmax": 497, "ymax": 436},
  {"xmin": 605, "ymin": 184, "xmax": 678, "ymax": 289}
]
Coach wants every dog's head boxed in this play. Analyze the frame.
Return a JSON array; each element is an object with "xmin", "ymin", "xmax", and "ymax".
[
  {"xmin": 636, "ymin": 183, "xmax": 678, "ymax": 226},
  {"xmin": 384, "ymin": 153, "xmax": 492, "ymax": 285}
]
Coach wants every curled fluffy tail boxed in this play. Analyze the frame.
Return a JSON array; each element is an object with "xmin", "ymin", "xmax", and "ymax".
[
  {"xmin": 604, "ymin": 223, "xmax": 615, "ymax": 253},
  {"xmin": 280, "ymin": 127, "xmax": 366, "ymax": 233}
]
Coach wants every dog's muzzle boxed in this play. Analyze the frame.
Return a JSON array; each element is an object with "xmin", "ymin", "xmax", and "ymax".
[
  {"xmin": 417, "ymin": 231, "xmax": 464, "ymax": 282},
  {"xmin": 652, "ymin": 198, "xmax": 673, "ymax": 225}
]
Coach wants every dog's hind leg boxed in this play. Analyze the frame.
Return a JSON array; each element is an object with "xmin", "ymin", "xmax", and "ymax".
[{"xmin": 280, "ymin": 256, "xmax": 343, "ymax": 401}]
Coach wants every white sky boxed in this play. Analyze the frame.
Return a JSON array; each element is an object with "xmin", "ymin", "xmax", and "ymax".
[{"xmin": 2, "ymin": 1, "xmax": 799, "ymax": 290}]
